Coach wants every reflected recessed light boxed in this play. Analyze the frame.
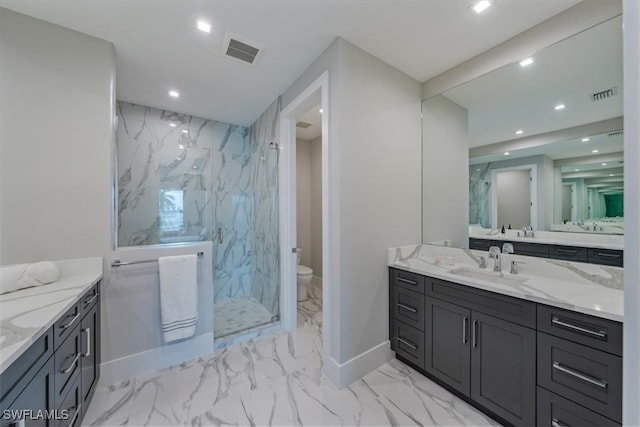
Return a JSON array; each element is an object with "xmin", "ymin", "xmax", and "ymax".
[
  {"xmin": 609, "ymin": 174, "xmax": 614, "ymax": 177},
  {"xmin": 182, "ymin": 130, "xmax": 188, "ymax": 134},
  {"xmin": 169, "ymin": 90, "xmax": 180, "ymax": 98},
  {"xmin": 197, "ymin": 20, "xmax": 211, "ymax": 33},
  {"xmin": 592, "ymin": 149, "xmax": 599, "ymax": 153},
  {"xmin": 472, "ymin": 0, "xmax": 492, "ymax": 14},
  {"xmin": 519, "ymin": 57, "xmax": 534, "ymax": 67},
  {"xmin": 515, "ymin": 130, "xmax": 524, "ymax": 135},
  {"xmin": 178, "ymin": 144, "xmax": 185, "ymax": 149},
  {"xmin": 169, "ymin": 123, "xmax": 177, "ymax": 127},
  {"xmin": 477, "ymin": 168, "xmax": 481, "ymax": 172},
  {"xmin": 581, "ymin": 137, "xmax": 590, "ymax": 142},
  {"xmin": 602, "ymin": 163, "xmax": 607, "ymax": 166},
  {"xmin": 193, "ymin": 165, "xmax": 198, "ymax": 169},
  {"xmin": 574, "ymin": 169, "xmax": 580, "ymax": 172},
  {"xmin": 319, "ymin": 109, "xmax": 323, "ymax": 113},
  {"xmin": 554, "ymin": 104, "xmax": 566, "ymax": 110},
  {"xmin": 504, "ymin": 152, "xmax": 510, "ymax": 156}
]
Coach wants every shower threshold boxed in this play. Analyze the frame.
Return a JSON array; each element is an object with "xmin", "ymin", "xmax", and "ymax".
[{"xmin": 214, "ymin": 296, "xmax": 278, "ymax": 339}]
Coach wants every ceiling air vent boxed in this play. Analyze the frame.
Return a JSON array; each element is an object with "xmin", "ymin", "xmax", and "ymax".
[
  {"xmin": 222, "ymin": 32, "xmax": 264, "ymax": 65},
  {"xmin": 296, "ymin": 121, "xmax": 312, "ymax": 129},
  {"xmin": 608, "ymin": 130, "xmax": 623, "ymax": 137},
  {"xmin": 589, "ymin": 87, "xmax": 618, "ymax": 102}
]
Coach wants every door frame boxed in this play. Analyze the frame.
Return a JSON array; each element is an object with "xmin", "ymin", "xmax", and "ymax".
[{"xmin": 279, "ymin": 71, "xmax": 331, "ymax": 360}]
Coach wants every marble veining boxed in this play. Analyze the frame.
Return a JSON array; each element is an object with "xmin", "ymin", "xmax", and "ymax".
[
  {"xmin": 213, "ymin": 296, "xmax": 274, "ymax": 338},
  {"xmin": 389, "ymin": 244, "xmax": 623, "ymax": 321},
  {"xmin": 469, "ymin": 163, "xmax": 491, "ymax": 228},
  {"xmin": 84, "ymin": 281, "xmax": 499, "ymax": 427},
  {"xmin": 0, "ymin": 261, "xmax": 102, "ymax": 374}
]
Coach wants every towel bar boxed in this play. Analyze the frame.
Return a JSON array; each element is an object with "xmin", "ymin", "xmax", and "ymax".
[{"xmin": 111, "ymin": 252, "xmax": 204, "ymax": 267}]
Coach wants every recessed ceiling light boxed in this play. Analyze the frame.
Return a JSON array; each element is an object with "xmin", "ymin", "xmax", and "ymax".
[
  {"xmin": 178, "ymin": 144, "xmax": 185, "ymax": 149},
  {"xmin": 602, "ymin": 163, "xmax": 607, "ymax": 166},
  {"xmin": 197, "ymin": 20, "xmax": 211, "ymax": 33},
  {"xmin": 504, "ymin": 152, "xmax": 510, "ymax": 156},
  {"xmin": 169, "ymin": 90, "xmax": 180, "ymax": 98},
  {"xmin": 592, "ymin": 149, "xmax": 599, "ymax": 153},
  {"xmin": 319, "ymin": 109, "xmax": 323, "ymax": 113},
  {"xmin": 609, "ymin": 174, "xmax": 614, "ymax": 176},
  {"xmin": 182, "ymin": 130, "xmax": 188, "ymax": 134},
  {"xmin": 581, "ymin": 137, "xmax": 590, "ymax": 142},
  {"xmin": 472, "ymin": 0, "xmax": 492, "ymax": 14},
  {"xmin": 169, "ymin": 123, "xmax": 177, "ymax": 127},
  {"xmin": 477, "ymin": 168, "xmax": 481, "ymax": 172},
  {"xmin": 519, "ymin": 57, "xmax": 534, "ymax": 67},
  {"xmin": 574, "ymin": 169, "xmax": 580, "ymax": 172},
  {"xmin": 193, "ymin": 165, "xmax": 198, "ymax": 169},
  {"xmin": 554, "ymin": 104, "xmax": 566, "ymax": 110},
  {"xmin": 515, "ymin": 130, "xmax": 524, "ymax": 135}
]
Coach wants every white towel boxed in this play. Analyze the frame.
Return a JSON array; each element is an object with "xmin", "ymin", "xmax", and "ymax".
[
  {"xmin": 158, "ymin": 254, "xmax": 198, "ymax": 343},
  {"xmin": 0, "ymin": 261, "xmax": 60, "ymax": 295}
]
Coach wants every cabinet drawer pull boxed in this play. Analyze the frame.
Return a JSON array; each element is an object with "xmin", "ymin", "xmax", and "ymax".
[
  {"xmin": 83, "ymin": 328, "xmax": 91, "ymax": 357},
  {"xmin": 84, "ymin": 293, "xmax": 98, "ymax": 306},
  {"xmin": 397, "ymin": 277, "xmax": 418, "ymax": 286},
  {"xmin": 397, "ymin": 303, "xmax": 418, "ymax": 313},
  {"xmin": 596, "ymin": 252, "xmax": 620, "ymax": 258},
  {"xmin": 67, "ymin": 404, "xmax": 81, "ymax": 427},
  {"xmin": 472, "ymin": 320, "xmax": 478, "ymax": 348},
  {"xmin": 61, "ymin": 353, "xmax": 81, "ymax": 374},
  {"xmin": 60, "ymin": 312, "xmax": 80, "ymax": 330},
  {"xmin": 462, "ymin": 317, "xmax": 468, "ymax": 344},
  {"xmin": 552, "ymin": 362, "xmax": 608, "ymax": 388},
  {"xmin": 398, "ymin": 337, "xmax": 417, "ymax": 350},
  {"xmin": 551, "ymin": 418, "xmax": 568, "ymax": 427},
  {"xmin": 557, "ymin": 249, "xmax": 577, "ymax": 254},
  {"xmin": 551, "ymin": 317, "xmax": 606, "ymax": 339}
]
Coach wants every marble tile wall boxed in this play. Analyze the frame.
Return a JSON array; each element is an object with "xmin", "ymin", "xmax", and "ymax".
[
  {"xmin": 469, "ymin": 163, "xmax": 491, "ymax": 228},
  {"xmin": 116, "ymin": 102, "xmax": 253, "ymax": 301},
  {"xmin": 248, "ymin": 98, "xmax": 281, "ymax": 316}
]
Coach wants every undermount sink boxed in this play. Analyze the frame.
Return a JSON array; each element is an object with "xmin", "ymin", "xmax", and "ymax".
[{"xmin": 448, "ymin": 267, "xmax": 529, "ymax": 286}]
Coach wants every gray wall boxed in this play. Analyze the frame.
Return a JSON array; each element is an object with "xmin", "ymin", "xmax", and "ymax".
[
  {"xmin": 0, "ymin": 8, "xmax": 115, "ymax": 264},
  {"xmin": 282, "ymin": 38, "xmax": 422, "ymax": 381},
  {"xmin": 422, "ymin": 95, "xmax": 469, "ymax": 247},
  {"xmin": 296, "ymin": 138, "xmax": 312, "ymax": 267},
  {"xmin": 310, "ymin": 136, "xmax": 323, "ymax": 276}
]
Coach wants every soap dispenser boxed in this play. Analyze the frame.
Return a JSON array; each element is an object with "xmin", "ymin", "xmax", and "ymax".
[{"xmin": 501, "ymin": 225, "xmax": 506, "ymax": 234}]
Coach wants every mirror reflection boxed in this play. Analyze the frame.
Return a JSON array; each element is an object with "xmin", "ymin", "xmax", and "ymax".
[{"xmin": 425, "ymin": 15, "xmax": 623, "ymax": 239}]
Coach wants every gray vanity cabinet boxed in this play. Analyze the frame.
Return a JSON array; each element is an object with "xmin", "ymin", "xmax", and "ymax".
[
  {"xmin": 470, "ymin": 311, "xmax": 536, "ymax": 426},
  {"xmin": 424, "ymin": 297, "xmax": 471, "ymax": 396},
  {"xmin": 79, "ymin": 288, "xmax": 100, "ymax": 415}
]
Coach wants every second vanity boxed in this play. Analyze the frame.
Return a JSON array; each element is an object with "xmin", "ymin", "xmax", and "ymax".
[{"xmin": 388, "ymin": 244, "xmax": 623, "ymax": 427}]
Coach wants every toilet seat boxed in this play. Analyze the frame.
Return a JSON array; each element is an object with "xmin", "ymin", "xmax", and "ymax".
[{"xmin": 297, "ymin": 265, "xmax": 313, "ymax": 275}]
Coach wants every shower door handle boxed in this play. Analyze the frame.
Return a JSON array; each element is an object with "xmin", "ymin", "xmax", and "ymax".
[{"xmin": 217, "ymin": 227, "xmax": 224, "ymax": 244}]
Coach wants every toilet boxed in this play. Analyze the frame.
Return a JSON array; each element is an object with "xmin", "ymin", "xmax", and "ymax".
[{"xmin": 296, "ymin": 248, "xmax": 313, "ymax": 302}]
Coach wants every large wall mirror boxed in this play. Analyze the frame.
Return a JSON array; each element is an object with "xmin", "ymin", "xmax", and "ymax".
[{"xmin": 422, "ymin": 14, "xmax": 623, "ymax": 244}]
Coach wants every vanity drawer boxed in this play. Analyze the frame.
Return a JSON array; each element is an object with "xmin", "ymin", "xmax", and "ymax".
[
  {"xmin": 549, "ymin": 245, "xmax": 588, "ymax": 263},
  {"xmin": 54, "ymin": 325, "xmax": 82, "ymax": 409},
  {"xmin": 80, "ymin": 282, "xmax": 100, "ymax": 316},
  {"xmin": 426, "ymin": 277, "xmax": 536, "ymax": 328},
  {"xmin": 391, "ymin": 268, "xmax": 425, "ymax": 294},
  {"xmin": 537, "ymin": 387, "xmax": 619, "ymax": 427},
  {"xmin": 537, "ymin": 332, "xmax": 622, "ymax": 422},
  {"xmin": 587, "ymin": 248, "xmax": 623, "ymax": 267},
  {"xmin": 391, "ymin": 320, "xmax": 425, "ymax": 369},
  {"xmin": 54, "ymin": 302, "xmax": 81, "ymax": 350},
  {"xmin": 512, "ymin": 241, "xmax": 550, "ymax": 258},
  {"xmin": 55, "ymin": 374, "xmax": 81, "ymax": 427},
  {"xmin": 537, "ymin": 305, "xmax": 622, "ymax": 356},
  {"xmin": 392, "ymin": 286, "xmax": 425, "ymax": 331},
  {"xmin": 469, "ymin": 238, "xmax": 496, "ymax": 251}
]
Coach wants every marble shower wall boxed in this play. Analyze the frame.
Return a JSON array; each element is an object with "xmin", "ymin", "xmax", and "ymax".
[
  {"xmin": 116, "ymin": 102, "xmax": 253, "ymax": 301},
  {"xmin": 248, "ymin": 98, "xmax": 281, "ymax": 316},
  {"xmin": 469, "ymin": 163, "xmax": 491, "ymax": 228}
]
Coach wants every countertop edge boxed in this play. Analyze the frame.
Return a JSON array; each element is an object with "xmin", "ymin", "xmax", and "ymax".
[{"xmin": 469, "ymin": 234, "xmax": 624, "ymax": 250}]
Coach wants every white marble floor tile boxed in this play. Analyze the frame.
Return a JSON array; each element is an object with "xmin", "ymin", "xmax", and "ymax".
[{"xmin": 84, "ymin": 281, "xmax": 500, "ymax": 426}]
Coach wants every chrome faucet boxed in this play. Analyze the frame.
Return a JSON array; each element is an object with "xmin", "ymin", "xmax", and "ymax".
[
  {"xmin": 521, "ymin": 226, "xmax": 534, "ymax": 238},
  {"xmin": 592, "ymin": 222, "xmax": 598, "ymax": 231},
  {"xmin": 489, "ymin": 246, "xmax": 501, "ymax": 272}
]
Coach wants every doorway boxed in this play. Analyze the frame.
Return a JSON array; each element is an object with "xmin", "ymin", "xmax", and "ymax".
[{"xmin": 491, "ymin": 164, "xmax": 537, "ymax": 230}]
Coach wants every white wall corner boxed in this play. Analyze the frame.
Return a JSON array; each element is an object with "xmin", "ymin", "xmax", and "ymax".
[{"xmin": 323, "ymin": 340, "xmax": 392, "ymax": 389}]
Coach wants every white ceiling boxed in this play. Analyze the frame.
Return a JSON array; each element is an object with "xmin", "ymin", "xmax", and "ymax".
[
  {"xmin": 0, "ymin": 0, "xmax": 580, "ymax": 126},
  {"xmin": 296, "ymin": 103, "xmax": 322, "ymax": 141},
  {"xmin": 445, "ymin": 15, "xmax": 623, "ymax": 148}
]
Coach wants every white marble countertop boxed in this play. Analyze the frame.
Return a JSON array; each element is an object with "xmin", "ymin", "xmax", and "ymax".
[
  {"xmin": 0, "ymin": 257, "xmax": 103, "ymax": 375},
  {"xmin": 469, "ymin": 228, "xmax": 624, "ymax": 250},
  {"xmin": 388, "ymin": 244, "xmax": 623, "ymax": 322}
]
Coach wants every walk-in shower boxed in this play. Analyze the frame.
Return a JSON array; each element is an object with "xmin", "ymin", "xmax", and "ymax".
[{"xmin": 115, "ymin": 99, "xmax": 281, "ymax": 340}]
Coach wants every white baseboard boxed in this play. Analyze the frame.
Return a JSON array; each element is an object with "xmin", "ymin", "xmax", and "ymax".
[
  {"xmin": 99, "ymin": 332, "xmax": 215, "ymax": 387},
  {"xmin": 323, "ymin": 340, "xmax": 392, "ymax": 388}
]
